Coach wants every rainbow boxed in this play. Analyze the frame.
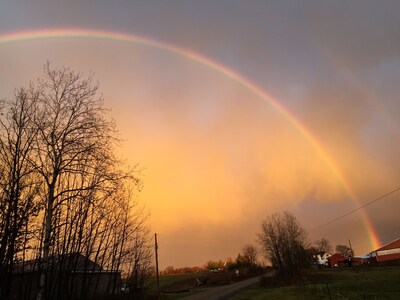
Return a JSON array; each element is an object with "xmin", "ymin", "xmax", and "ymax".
[{"xmin": 0, "ymin": 28, "xmax": 381, "ymax": 250}]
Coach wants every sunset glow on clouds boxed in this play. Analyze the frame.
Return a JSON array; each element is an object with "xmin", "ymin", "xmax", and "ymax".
[{"xmin": 1, "ymin": 1, "xmax": 400, "ymax": 268}]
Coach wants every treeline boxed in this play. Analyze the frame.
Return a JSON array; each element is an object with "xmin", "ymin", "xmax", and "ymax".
[
  {"xmin": 205, "ymin": 245, "xmax": 259, "ymax": 272},
  {"xmin": 0, "ymin": 64, "xmax": 151, "ymax": 299},
  {"xmin": 161, "ymin": 244, "xmax": 260, "ymax": 275},
  {"xmin": 160, "ymin": 266, "xmax": 203, "ymax": 275}
]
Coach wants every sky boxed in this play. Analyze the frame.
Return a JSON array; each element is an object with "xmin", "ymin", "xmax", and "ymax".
[{"xmin": 1, "ymin": 0, "xmax": 399, "ymax": 269}]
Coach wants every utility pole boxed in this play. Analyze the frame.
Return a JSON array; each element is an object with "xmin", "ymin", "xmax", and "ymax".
[
  {"xmin": 348, "ymin": 239, "xmax": 354, "ymax": 256},
  {"xmin": 154, "ymin": 233, "xmax": 160, "ymax": 299}
]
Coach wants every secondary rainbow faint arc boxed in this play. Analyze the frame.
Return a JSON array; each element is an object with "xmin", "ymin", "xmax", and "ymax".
[{"xmin": 0, "ymin": 28, "xmax": 381, "ymax": 249}]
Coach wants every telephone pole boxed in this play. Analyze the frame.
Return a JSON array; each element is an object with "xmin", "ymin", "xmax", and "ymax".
[
  {"xmin": 154, "ymin": 233, "xmax": 160, "ymax": 299},
  {"xmin": 348, "ymin": 239, "xmax": 354, "ymax": 256}
]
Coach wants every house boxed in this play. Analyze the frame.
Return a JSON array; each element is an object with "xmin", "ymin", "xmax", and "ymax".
[
  {"xmin": 352, "ymin": 254, "xmax": 372, "ymax": 265},
  {"xmin": 10, "ymin": 253, "xmax": 121, "ymax": 300},
  {"xmin": 327, "ymin": 253, "xmax": 352, "ymax": 267},
  {"xmin": 315, "ymin": 253, "xmax": 331, "ymax": 266},
  {"xmin": 370, "ymin": 238, "xmax": 400, "ymax": 263}
]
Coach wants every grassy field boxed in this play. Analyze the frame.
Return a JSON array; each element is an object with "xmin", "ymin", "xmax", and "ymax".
[
  {"xmin": 146, "ymin": 272, "xmax": 203, "ymax": 296},
  {"xmin": 229, "ymin": 265, "xmax": 400, "ymax": 300},
  {"xmin": 146, "ymin": 270, "xmax": 249, "ymax": 299}
]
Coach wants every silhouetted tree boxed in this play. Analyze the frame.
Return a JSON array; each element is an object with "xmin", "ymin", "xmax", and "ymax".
[
  {"xmin": 257, "ymin": 211, "xmax": 309, "ymax": 277},
  {"xmin": 205, "ymin": 260, "xmax": 224, "ymax": 271},
  {"xmin": 30, "ymin": 63, "xmax": 123, "ymax": 300},
  {"xmin": 0, "ymin": 88, "xmax": 41, "ymax": 298},
  {"xmin": 0, "ymin": 64, "xmax": 150, "ymax": 300},
  {"xmin": 315, "ymin": 238, "xmax": 333, "ymax": 255},
  {"xmin": 335, "ymin": 244, "xmax": 353, "ymax": 257},
  {"xmin": 242, "ymin": 244, "xmax": 258, "ymax": 268}
]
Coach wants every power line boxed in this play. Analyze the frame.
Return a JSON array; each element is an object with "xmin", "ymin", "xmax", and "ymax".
[{"xmin": 309, "ymin": 185, "xmax": 400, "ymax": 233}]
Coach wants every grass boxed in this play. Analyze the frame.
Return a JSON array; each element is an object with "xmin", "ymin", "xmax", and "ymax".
[
  {"xmin": 145, "ymin": 270, "xmax": 254, "ymax": 299},
  {"xmin": 229, "ymin": 265, "xmax": 400, "ymax": 300},
  {"xmin": 146, "ymin": 272, "xmax": 204, "ymax": 296}
]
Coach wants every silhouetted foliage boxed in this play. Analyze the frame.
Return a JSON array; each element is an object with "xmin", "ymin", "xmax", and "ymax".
[
  {"xmin": 257, "ymin": 211, "xmax": 309, "ymax": 277},
  {"xmin": 0, "ymin": 63, "xmax": 151, "ymax": 300},
  {"xmin": 205, "ymin": 259, "xmax": 225, "ymax": 271},
  {"xmin": 336, "ymin": 244, "xmax": 353, "ymax": 257},
  {"xmin": 242, "ymin": 244, "xmax": 258, "ymax": 268},
  {"xmin": 315, "ymin": 238, "xmax": 333, "ymax": 255}
]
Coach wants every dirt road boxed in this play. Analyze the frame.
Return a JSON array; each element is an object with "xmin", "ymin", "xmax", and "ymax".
[{"xmin": 180, "ymin": 276, "xmax": 260, "ymax": 300}]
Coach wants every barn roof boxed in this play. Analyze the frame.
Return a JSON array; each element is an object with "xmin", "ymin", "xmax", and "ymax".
[{"xmin": 374, "ymin": 238, "xmax": 400, "ymax": 252}]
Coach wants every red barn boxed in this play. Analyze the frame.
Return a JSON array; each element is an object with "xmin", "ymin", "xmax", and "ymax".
[
  {"xmin": 328, "ymin": 253, "xmax": 346, "ymax": 267},
  {"xmin": 372, "ymin": 238, "xmax": 400, "ymax": 262}
]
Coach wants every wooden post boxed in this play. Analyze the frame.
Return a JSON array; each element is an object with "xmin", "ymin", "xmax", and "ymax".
[
  {"xmin": 155, "ymin": 233, "xmax": 160, "ymax": 299},
  {"xmin": 348, "ymin": 239, "xmax": 354, "ymax": 256}
]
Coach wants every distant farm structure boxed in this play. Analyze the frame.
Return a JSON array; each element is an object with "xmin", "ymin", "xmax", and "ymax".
[
  {"xmin": 312, "ymin": 237, "xmax": 400, "ymax": 269},
  {"xmin": 10, "ymin": 253, "xmax": 121, "ymax": 299},
  {"xmin": 368, "ymin": 238, "xmax": 400, "ymax": 263}
]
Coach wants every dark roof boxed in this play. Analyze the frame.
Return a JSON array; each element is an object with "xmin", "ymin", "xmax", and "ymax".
[
  {"xmin": 13, "ymin": 253, "xmax": 103, "ymax": 274},
  {"xmin": 374, "ymin": 238, "xmax": 400, "ymax": 252}
]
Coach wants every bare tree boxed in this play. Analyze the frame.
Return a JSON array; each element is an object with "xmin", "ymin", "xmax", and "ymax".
[
  {"xmin": 114, "ymin": 186, "xmax": 152, "ymax": 296},
  {"xmin": 335, "ymin": 244, "xmax": 353, "ymax": 257},
  {"xmin": 0, "ymin": 64, "xmax": 150, "ymax": 300},
  {"xmin": 0, "ymin": 89, "xmax": 41, "ymax": 297},
  {"xmin": 315, "ymin": 238, "xmax": 333, "ymax": 255},
  {"xmin": 28, "ymin": 63, "xmax": 123, "ymax": 300},
  {"xmin": 242, "ymin": 244, "xmax": 258, "ymax": 267},
  {"xmin": 257, "ymin": 211, "xmax": 309, "ymax": 277}
]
